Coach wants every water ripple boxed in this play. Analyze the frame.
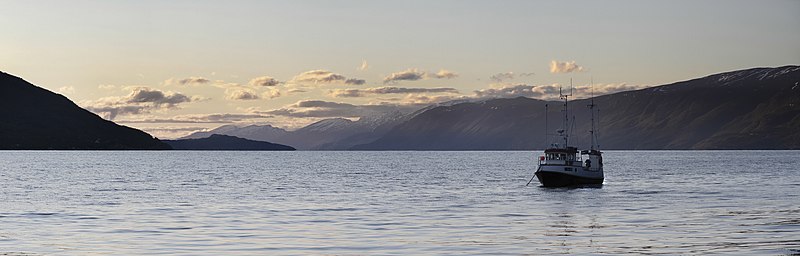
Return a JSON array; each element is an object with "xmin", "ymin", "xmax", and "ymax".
[{"xmin": 0, "ymin": 150, "xmax": 798, "ymax": 255}]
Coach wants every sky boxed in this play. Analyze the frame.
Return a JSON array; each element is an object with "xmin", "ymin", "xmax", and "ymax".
[{"xmin": 2, "ymin": 0, "xmax": 799, "ymax": 138}]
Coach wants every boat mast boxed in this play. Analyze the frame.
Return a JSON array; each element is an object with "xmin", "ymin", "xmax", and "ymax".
[
  {"xmin": 544, "ymin": 103, "xmax": 548, "ymax": 148},
  {"xmin": 559, "ymin": 79, "xmax": 572, "ymax": 148},
  {"xmin": 589, "ymin": 78, "xmax": 596, "ymax": 150}
]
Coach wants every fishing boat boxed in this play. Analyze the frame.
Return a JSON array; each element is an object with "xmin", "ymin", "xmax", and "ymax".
[{"xmin": 530, "ymin": 81, "xmax": 604, "ymax": 187}]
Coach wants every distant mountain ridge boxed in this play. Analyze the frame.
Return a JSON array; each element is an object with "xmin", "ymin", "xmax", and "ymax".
[
  {"xmin": 0, "ymin": 71, "xmax": 170, "ymax": 149},
  {"xmin": 164, "ymin": 134, "xmax": 294, "ymax": 150},
  {"xmin": 182, "ymin": 111, "xmax": 408, "ymax": 150},
  {"xmin": 355, "ymin": 66, "xmax": 800, "ymax": 150},
  {"xmin": 184, "ymin": 124, "xmax": 290, "ymax": 142}
]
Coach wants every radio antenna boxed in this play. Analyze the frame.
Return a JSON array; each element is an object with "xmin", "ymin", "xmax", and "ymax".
[{"xmin": 589, "ymin": 77, "xmax": 596, "ymax": 150}]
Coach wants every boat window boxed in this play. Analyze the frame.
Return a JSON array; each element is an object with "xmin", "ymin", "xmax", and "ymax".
[{"xmin": 545, "ymin": 153, "xmax": 574, "ymax": 161}]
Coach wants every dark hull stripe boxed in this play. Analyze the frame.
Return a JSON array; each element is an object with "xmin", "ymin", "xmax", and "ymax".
[{"xmin": 535, "ymin": 171, "xmax": 603, "ymax": 187}]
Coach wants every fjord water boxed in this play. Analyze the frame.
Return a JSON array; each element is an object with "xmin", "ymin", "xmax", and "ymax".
[{"xmin": 1, "ymin": 151, "xmax": 798, "ymax": 255}]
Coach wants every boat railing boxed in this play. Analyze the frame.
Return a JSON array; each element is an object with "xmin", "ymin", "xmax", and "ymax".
[{"xmin": 538, "ymin": 158, "xmax": 584, "ymax": 167}]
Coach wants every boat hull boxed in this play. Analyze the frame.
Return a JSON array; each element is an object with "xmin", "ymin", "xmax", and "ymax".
[{"xmin": 535, "ymin": 169, "xmax": 603, "ymax": 187}]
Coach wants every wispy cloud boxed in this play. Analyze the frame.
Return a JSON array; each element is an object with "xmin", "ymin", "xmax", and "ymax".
[
  {"xmin": 489, "ymin": 71, "xmax": 535, "ymax": 82},
  {"xmin": 474, "ymin": 84, "xmax": 540, "ymax": 99},
  {"xmin": 126, "ymin": 87, "xmax": 194, "ymax": 105},
  {"xmin": 134, "ymin": 126, "xmax": 211, "ymax": 140},
  {"xmin": 533, "ymin": 83, "xmax": 642, "ymax": 100},
  {"xmin": 257, "ymin": 100, "xmax": 405, "ymax": 118},
  {"xmin": 179, "ymin": 77, "xmax": 211, "ymax": 85},
  {"xmin": 383, "ymin": 68, "xmax": 459, "ymax": 84},
  {"xmin": 289, "ymin": 70, "xmax": 365, "ymax": 86},
  {"xmin": 474, "ymin": 82, "xmax": 649, "ymax": 100},
  {"xmin": 430, "ymin": 69, "xmax": 458, "ymax": 79},
  {"xmin": 117, "ymin": 113, "xmax": 273, "ymax": 123},
  {"xmin": 383, "ymin": 69, "xmax": 426, "ymax": 83},
  {"xmin": 164, "ymin": 76, "xmax": 212, "ymax": 86},
  {"xmin": 210, "ymin": 80, "xmax": 242, "ymax": 89},
  {"xmin": 248, "ymin": 76, "xmax": 281, "ymax": 87},
  {"xmin": 358, "ymin": 60, "xmax": 369, "ymax": 71},
  {"xmin": 84, "ymin": 105, "xmax": 149, "ymax": 120},
  {"xmin": 395, "ymin": 94, "xmax": 470, "ymax": 105},
  {"xmin": 262, "ymin": 89, "xmax": 281, "ymax": 99},
  {"xmin": 570, "ymin": 83, "xmax": 649, "ymax": 98},
  {"xmin": 549, "ymin": 60, "xmax": 585, "ymax": 73},
  {"xmin": 57, "ymin": 86, "xmax": 75, "ymax": 95},
  {"xmin": 225, "ymin": 88, "xmax": 260, "ymax": 100},
  {"xmin": 329, "ymin": 86, "xmax": 460, "ymax": 97},
  {"xmin": 139, "ymin": 126, "xmax": 208, "ymax": 132},
  {"xmin": 345, "ymin": 79, "xmax": 366, "ymax": 85}
]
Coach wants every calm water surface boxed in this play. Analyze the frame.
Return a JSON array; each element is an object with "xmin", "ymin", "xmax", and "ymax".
[{"xmin": 1, "ymin": 151, "xmax": 798, "ymax": 255}]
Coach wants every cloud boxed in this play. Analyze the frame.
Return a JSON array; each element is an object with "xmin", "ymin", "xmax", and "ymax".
[
  {"xmin": 163, "ymin": 77, "xmax": 211, "ymax": 86},
  {"xmin": 489, "ymin": 72, "xmax": 534, "ymax": 82},
  {"xmin": 225, "ymin": 88, "xmax": 260, "ymax": 100},
  {"xmin": 430, "ymin": 69, "xmax": 458, "ymax": 79},
  {"xmin": 383, "ymin": 69, "xmax": 426, "ymax": 84},
  {"xmin": 262, "ymin": 89, "xmax": 281, "ymax": 99},
  {"xmin": 251, "ymin": 82, "xmax": 646, "ymax": 122},
  {"xmin": 550, "ymin": 60, "xmax": 585, "ymax": 73},
  {"xmin": 179, "ymin": 77, "xmax": 210, "ymax": 85},
  {"xmin": 140, "ymin": 126, "xmax": 208, "ymax": 132},
  {"xmin": 57, "ymin": 86, "xmax": 75, "ymax": 95},
  {"xmin": 473, "ymin": 82, "xmax": 650, "ymax": 100},
  {"xmin": 489, "ymin": 72, "xmax": 515, "ymax": 82},
  {"xmin": 127, "ymin": 87, "xmax": 193, "ymax": 106},
  {"xmin": 289, "ymin": 70, "xmax": 365, "ymax": 86},
  {"xmin": 383, "ymin": 68, "xmax": 459, "ymax": 84},
  {"xmin": 329, "ymin": 86, "xmax": 460, "ymax": 97},
  {"xmin": 288, "ymin": 89, "xmax": 307, "ymax": 93},
  {"xmin": 249, "ymin": 76, "xmax": 280, "ymax": 87},
  {"xmin": 258, "ymin": 100, "xmax": 403, "ymax": 118},
  {"xmin": 84, "ymin": 105, "xmax": 149, "ymax": 120},
  {"xmin": 345, "ymin": 78, "xmax": 366, "ymax": 85},
  {"xmin": 210, "ymin": 80, "xmax": 242, "ymax": 89},
  {"xmin": 98, "ymin": 84, "xmax": 117, "ymax": 90},
  {"xmin": 329, "ymin": 89, "xmax": 363, "ymax": 98},
  {"xmin": 134, "ymin": 126, "xmax": 211, "ymax": 139},
  {"xmin": 358, "ymin": 60, "xmax": 369, "ymax": 71},
  {"xmin": 526, "ymin": 83, "xmax": 649, "ymax": 100},
  {"xmin": 82, "ymin": 87, "xmax": 197, "ymax": 119},
  {"xmin": 572, "ymin": 83, "xmax": 650, "ymax": 98},
  {"xmin": 397, "ymin": 94, "xmax": 470, "ymax": 105},
  {"xmin": 117, "ymin": 113, "xmax": 273, "ymax": 123},
  {"xmin": 474, "ymin": 84, "xmax": 541, "ymax": 99}
]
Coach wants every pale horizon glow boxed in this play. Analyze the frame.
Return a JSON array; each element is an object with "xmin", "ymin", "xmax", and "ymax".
[{"xmin": 2, "ymin": 0, "xmax": 799, "ymax": 138}]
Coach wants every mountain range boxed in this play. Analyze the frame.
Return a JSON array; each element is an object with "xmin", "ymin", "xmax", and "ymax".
[
  {"xmin": 4, "ymin": 66, "xmax": 795, "ymax": 150},
  {"xmin": 183, "ymin": 111, "xmax": 409, "ymax": 150},
  {"xmin": 356, "ymin": 66, "xmax": 800, "ymax": 150},
  {"xmin": 188, "ymin": 66, "xmax": 800, "ymax": 150}
]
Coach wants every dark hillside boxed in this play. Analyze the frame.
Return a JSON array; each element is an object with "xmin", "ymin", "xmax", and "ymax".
[{"xmin": 0, "ymin": 72, "xmax": 170, "ymax": 149}]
